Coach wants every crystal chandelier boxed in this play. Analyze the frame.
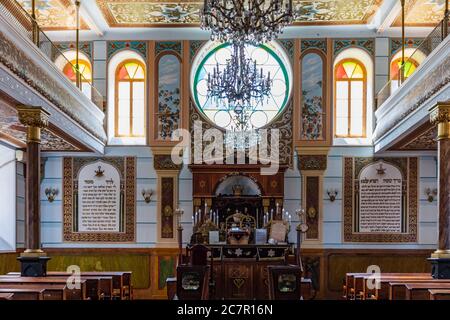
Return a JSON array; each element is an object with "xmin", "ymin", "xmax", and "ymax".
[
  {"xmin": 201, "ymin": 0, "xmax": 294, "ymax": 45},
  {"xmin": 207, "ymin": 43, "xmax": 272, "ymax": 131}
]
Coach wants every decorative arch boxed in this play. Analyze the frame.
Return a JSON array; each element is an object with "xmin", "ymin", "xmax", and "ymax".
[
  {"xmin": 107, "ymin": 50, "xmax": 147, "ymax": 145},
  {"xmin": 214, "ymin": 173, "xmax": 264, "ymax": 196}
]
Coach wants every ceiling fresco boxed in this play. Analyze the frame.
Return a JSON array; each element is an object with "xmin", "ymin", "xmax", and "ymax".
[
  {"xmin": 13, "ymin": 0, "xmax": 447, "ymax": 29},
  {"xmin": 393, "ymin": 0, "xmax": 449, "ymax": 27},
  {"xmin": 96, "ymin": 0, "xmax": 383, "ymax": 27},
  {"xmin": 16, "ymin": 0, "xmax": 89, "ymax": 30}
]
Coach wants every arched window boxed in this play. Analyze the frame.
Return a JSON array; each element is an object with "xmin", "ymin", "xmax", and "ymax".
[
  {"xmin": 389, "ymin": 47, "xmax": 426, "ymax": 93},
  {"xmin": 334, "ymin": 59, "xmax": 367, "ymax": 138},
  {"xmin": 63, "ymin": 59, "xmax": 92, "ymax": 98},
  {"xmin": 115, "ymin": 60, "xmax": 145, "ymax": 137}
]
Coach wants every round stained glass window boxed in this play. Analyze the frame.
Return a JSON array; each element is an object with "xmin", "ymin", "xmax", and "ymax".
[{"xmin": 191, "ymin": 41, "xmax": 292, "ymax": 131}]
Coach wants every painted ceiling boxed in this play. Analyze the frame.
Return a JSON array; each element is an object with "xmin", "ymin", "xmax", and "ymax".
[
  {"xmin": 15, "ymin": 0, "xmax": 449, "ymax": 29},
  {"xmin": 96, "ymin": 0, "xmax": 383, "ymax": 27},
  {"xmin": 16, "ymin": 0, "xmax": 89, "ymax": 30},
  {"xmin": 393, "ymin": 0, "xmax": 449, "ymax": 27}
]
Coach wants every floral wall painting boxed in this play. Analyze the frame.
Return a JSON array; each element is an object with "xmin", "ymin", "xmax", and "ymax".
[
  {"xmin": 301, "ymin": 52, "xmax": 324, "ymax": 141},
  {"xmin": 157, "ymin": 54, "xmax": 181, "ymax": 140}
]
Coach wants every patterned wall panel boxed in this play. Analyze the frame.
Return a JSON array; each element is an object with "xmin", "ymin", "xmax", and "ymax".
[
  {"xmin": 107, "ymin": 41, "xmax": 147, "ymax": 60},
  {"xmin": 333, "ymin": 39, "xmax": 375, "ymax": 56},
  {"xmin": 63, "ymin": 157, "xmax": 136, "ymax": 242},
  {"xmin": 343, "ymin": 157, "xmax": 418, "ymax": 243},
  {"xmin": 161, "ymin": 177, "xmax": 174, "ymax": 239},
  {"xmin": 156, "ymin": 42, "xmax": 182, "ymax": 141},
  {"xmin": 300, "ymin": 51, "xmax": 326, "ymax": 141},
  {"xmin": 305, "ymin": 176, "xmax": 320, "ymax": 240}
]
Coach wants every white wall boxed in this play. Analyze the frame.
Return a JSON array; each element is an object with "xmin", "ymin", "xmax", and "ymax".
[
  {"xmin": 0, "ymin": 144, "xmax": 16, "ymax": 252},
  {"xmin": 40, "ymin": 146, "xmax": 194, "ymax": 248},
  {"xmin": 38, "ymin": 146, "xmax": 438, "ymax": 250}
]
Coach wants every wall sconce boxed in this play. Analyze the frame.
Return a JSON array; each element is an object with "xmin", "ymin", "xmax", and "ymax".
[
  {"xmin": 141, "ymin": 189, "xmax": 154, "ymax": 204},
  {"xmin": 425, "ymin": 188, "xmax": 437, "ymax": 203},
  {"xmin": 45, "ymin": 187, "xmax": 59, "ymax": 203},
  {"xmin": 327, "ymin": 189, "xmax": 338, "ymax": 202}
]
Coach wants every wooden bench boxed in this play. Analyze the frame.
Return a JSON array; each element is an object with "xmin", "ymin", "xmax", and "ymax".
[
  {"xmin": 344, "ymin": 273, "xmax": 429, "ymax": 300},
  {"xmin": 404, "ymin": 283, "xmax": 450, "ymax": 300},
  {"xmin": 0, "ymin": 293, "xmax": 14, "ymax": 300},
  {"xmin": 0, "ymin": 284, "xmax": 67, "ymax": 300},
  {"xmin": 0, "ymin": 277, "xmax": 87, "ymax": 300},
  {"xmin": 389, "ymin": 280, "xmax": 450, "ymax": 300},
  {"xmin": 429, "ymin": 289, "xmax": 450, "ymax": 300},
  {"xmin": 9, "ymin": 271, "xmax": 132, "ymax": 300},
  {"xmin": 362, "ymin": 274, "xmax": 431, "ymax": 300},
  {"xmin": 0, "ymin": 288, "xmax": 45, "ymax": 300}
]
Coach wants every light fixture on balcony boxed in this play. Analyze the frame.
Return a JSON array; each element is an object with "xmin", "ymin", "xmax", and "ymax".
[{"xmin": 201, "ymin": 0, "xmax": 295, "ymax": 45}]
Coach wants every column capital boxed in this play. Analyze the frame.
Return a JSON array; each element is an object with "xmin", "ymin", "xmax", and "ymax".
[
  {"xmin": 17, "ymin": 106, "xmax": 50, "ymax": 129},
  {"xmin": 17, "ymin": 106, "xmax": 50, "ymax": 143},
  {"xmin": 429, "ymin": 102, "xmax": 450, "ymax": 140}
]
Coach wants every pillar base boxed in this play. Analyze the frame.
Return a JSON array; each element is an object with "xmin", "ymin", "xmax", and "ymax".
[
  {"xmin": 428, "ymin": 258, "xmax": 450, "ymax": 279},
  {"xmin": 17, "ymin": 256, "xmax": 51, "ymax": 277}
]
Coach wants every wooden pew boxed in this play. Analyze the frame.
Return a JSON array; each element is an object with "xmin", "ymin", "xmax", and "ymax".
[
  {"xmin": 345, "ymin": 273, "xmax": 429, "ymax": 300},
  {"xmin": 404, "ymin": 283, "xmax": 450, "ymax": 300},
  {"xmin": 0, "ymin": 277, "xmax": 87, "ymax": 300},
  {"xmin": 0, "ymin": 284, "xmax": 67, "ymax": 300},
  {"xmin": 363, "ymin": 274, "xmax": 431, "ymax": 300},
  {"xmin": 0, "ymin": 288, "xmax": 44, "ymax": 300},
  {"xmin": 5, "ymin": 273, "xmax": 110, "ymax": 300},
  {"xmin": 429, "ymin": 289, "xmax": 450, "ymax": 300},
  {"xmin": 389, "ymin": 280, "xmax": 450, "ymax": 300},
  {"xmin": 0, "ymin": 293, "xmax": 14, "ymax": 300},
  {"xmin": 9, "ymin": 271, "xmax": 132, "ymax": 300}
]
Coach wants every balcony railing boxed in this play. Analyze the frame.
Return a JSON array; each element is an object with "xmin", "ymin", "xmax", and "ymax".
[
  {"xmin": 0, "ymin": 0, "xmax": 104, "ymax": 110},
  {"xmin": 376, "ymin": 13, "xmax": 450, "ymax": 108}
]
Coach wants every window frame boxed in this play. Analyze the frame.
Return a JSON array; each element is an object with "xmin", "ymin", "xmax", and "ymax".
[
  {"xmin": 334, "ymin": 58, "xmax": 367, "ymax": 139},
  {"xmin": 114, "ymin": 59, "xmax": 146, "ymax": 138}
]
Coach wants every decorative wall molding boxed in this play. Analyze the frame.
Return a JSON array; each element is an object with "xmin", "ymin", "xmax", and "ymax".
[
  {"xmin": 190, "ymin": 40, "xmax": 207, "ymax": 62},
  {"xmin": 107, "ymin": 41, "xmax": 148, "ymax": 60},
  {"xmin": 63, "ymin": 157, "xmax": 136, "ymax": 242},
  {"xmin": 301, "ymin": 39, "xmax": 327, "ymax": 53},
  {"xmin": 343, "ymin": 157, "xmax": 418, "ymax": 243},
  {"xmin": 298, "ymin": 155, "xmax": 328, "ymax": 171},
  {"xmin": 333, "ymin": 39, "xmax": 375, "ymax": 56},
  {"xmin": 155, "ymin": 41, "xmax": 182, "ymax": 56},
  {"xmin": 390, "ymin": 38, "xmax": 425, "ymax": 56},
  {"xmin": 53, "ymin": 41, "xmax": 93, "ymax": 61},
  {"xmin": 153, "ymin": 154, "xmax": 182, "ymax": 171}
]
